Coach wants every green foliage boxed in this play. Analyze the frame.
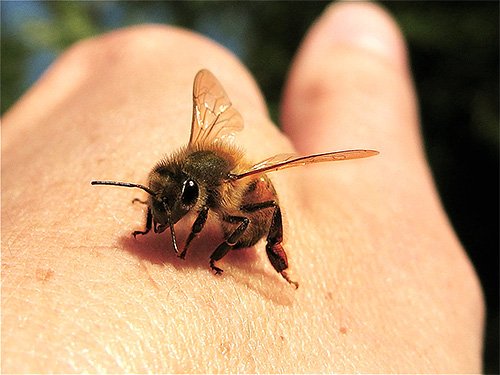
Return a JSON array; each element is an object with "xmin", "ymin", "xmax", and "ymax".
[
  {"xmin": 24, "ymin": 2, "xmax": 102, "ymax": 50},
  {"xmin": 1, "ymin": 35, "xmax": 29, "ymax": 114}
]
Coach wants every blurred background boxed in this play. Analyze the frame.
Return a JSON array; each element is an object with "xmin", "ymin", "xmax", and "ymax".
[{"xmin": 1, "ymin": 1, "xmax": 498, "ymax": 372}]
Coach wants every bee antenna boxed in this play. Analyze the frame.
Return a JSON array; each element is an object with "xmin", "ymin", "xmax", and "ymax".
[{"xmin": 91, "ymin": 180, "xmax": 156, "ymax": 196}]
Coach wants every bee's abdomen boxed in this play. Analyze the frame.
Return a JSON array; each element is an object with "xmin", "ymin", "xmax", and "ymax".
[{"xmin": 232, "ymin": 175, "xmax": 278, "ymax": 248}]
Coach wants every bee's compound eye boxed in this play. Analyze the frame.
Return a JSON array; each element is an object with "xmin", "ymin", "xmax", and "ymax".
[{"xmin": 181, "ymin": 179, "xmax": 199, "ymax": 206}]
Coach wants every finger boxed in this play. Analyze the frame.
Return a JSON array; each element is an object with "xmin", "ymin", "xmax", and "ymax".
[
  {"xmin": 280, "ymin": 5, "xmax": 484, "ymax": 371},
  {"xmin": 281, "ymin": 2, "xmax": 420, "ymax": 162},
  {"xmin": 3, "ymin": 26, "xmax": 271, "ymax": 171},
  {"xmin": 3, "ymin": 24, "xmax": 283, "ymax": 278},
  {"xmin": 280, "ymin": 2, "xmax": 438, "ymax": 222},
  {"xmin": 1, "ymin": 26, "xmax": 280, "ymax": 373},
  {"xmin": 3, "ymin": 25, "xmax": 279, "ymax": 217}
]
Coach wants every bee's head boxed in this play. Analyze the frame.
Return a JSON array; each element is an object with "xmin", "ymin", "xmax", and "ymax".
[
  {"xmin": 91, "ymin": 170, "xmax": 200, "ymax": 254},
  {"xmin": 148, "ymin": 170, "xmax": 199, "ymax": 226}
]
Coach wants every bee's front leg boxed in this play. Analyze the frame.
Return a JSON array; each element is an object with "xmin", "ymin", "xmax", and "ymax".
[
  {"xmin": 210, "ymin": 216, "xmax": 249, "ymax": 274},
  {"xmin": 179, "ymin": 206, "xmax": 209, "ymax": 260},
  {"xmin": 132, "ymin": 208, "xmax": 152, "ymax": 238},
  {"xmin": 132, "ymin": 197, "xmax": 148, "ymax": 205}
]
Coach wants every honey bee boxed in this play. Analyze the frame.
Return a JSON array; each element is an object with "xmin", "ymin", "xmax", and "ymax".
[{"xmin": 92, "ymin": 69, "xmax": 379, "ymax": 288}]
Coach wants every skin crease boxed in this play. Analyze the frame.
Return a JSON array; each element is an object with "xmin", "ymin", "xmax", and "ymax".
[{"xmin": 2, "ymin": 2, "xmax": 484, "ymax": 373}]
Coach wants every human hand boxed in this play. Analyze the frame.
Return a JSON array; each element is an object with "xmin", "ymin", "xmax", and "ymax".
[{"xmin": 2, "ymin": 2, "xmax": 483, "ymax": 373}]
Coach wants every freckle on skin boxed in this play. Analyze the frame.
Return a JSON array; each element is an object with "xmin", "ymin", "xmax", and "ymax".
[
  {"xmin": 36, "ymin": 268, "xmax": 55, "ymax": 282},
  {"xmin": 219, "ymin": 341, "xmax": 231, "ymax": 356}
]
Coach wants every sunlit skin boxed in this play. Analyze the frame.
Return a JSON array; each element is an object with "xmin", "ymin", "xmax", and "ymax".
[
  {"xmin": 92, "ymin": 69, "xmax": 378, "ymax": 288},
  {"xmin": 2, "ymin": 2, "xmax": 483, "ymax": 373}
]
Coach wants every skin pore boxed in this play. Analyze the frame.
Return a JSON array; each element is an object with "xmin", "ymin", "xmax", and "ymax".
[{"xmin": 2, "ymin": 3, "xmax": 484, "ymax": 373}]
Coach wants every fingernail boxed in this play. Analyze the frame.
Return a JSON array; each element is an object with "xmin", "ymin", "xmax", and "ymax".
[{"xmin": 321, "ymin": 2, "xmax": 408, "ymax": 69}]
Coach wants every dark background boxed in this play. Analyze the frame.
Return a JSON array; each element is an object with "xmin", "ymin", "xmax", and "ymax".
[{"xmin": 2, "ymin": 2, "xmax": 498, "ymax": 372}]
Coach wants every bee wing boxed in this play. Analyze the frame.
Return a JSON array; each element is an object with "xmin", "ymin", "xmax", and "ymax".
[
  {"xmin": 189, "ymin": 69, "xmax": 244, "ymax": 146},
  {"xmin": 232, "ymin": 149, "xmax": 380, "ymax": 180}
]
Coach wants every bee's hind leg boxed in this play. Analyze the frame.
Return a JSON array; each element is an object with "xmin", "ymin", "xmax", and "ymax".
[
  {"xmin": 210, "ymin": 215, "xmax": 249, "ymax": 274},
  {"xmin": 265, "ymin": 205, "xmax": 299, "ymax": 289},
  {"xmin": 239, "ymin": 201, "xmax": 298, "ymax": 288}
]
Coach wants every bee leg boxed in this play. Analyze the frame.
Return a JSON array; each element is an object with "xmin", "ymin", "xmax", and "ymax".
[
  {"xmin": 179, "ymin": 206, "xmax": 209, "ymax": 260},
  {"xmin": 266, "ymin": 205, "xmax": 299, "ymax": 289},
  {"xmin": 132, "ymin": 198, "xmax": 148, "ymax": 205},
  {"xmin": 132, "ymin": 208, "xmax": 152, "ymax": 238},
  {"xmin": 210, "ymin": 216, "xmax": 249, "ymax": 274},
  {"xmin": 241, "ymin": 201, "xmax": 298, "ymax": 287}
]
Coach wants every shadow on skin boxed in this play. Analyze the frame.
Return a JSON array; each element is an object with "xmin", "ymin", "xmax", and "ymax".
[{"xmin": 117, "ymin": 220, "xmax": 297, "ymax": 303}]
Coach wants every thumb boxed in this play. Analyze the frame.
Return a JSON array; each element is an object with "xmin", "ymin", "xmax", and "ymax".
[
  {"xmin": 280, "ymin": 5, "xmax": 484, "ymax": 372},
  {"xmin": 281, "ymin": 2, "xmax": 419, "ymax": 162}
]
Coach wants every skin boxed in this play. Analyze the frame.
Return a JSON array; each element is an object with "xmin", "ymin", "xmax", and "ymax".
[{"xmin": 2, "ymin": 3, "xmax": 484, "ymax": 373}]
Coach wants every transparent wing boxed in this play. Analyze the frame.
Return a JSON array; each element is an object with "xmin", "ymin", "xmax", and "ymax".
[
  {"xmin": 232, "ymin": 149, "xmax": 380, "ymax": 180},
  {"xmin": 189, "ymin": 69, "xmax": 244, "ymax": 146}
]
